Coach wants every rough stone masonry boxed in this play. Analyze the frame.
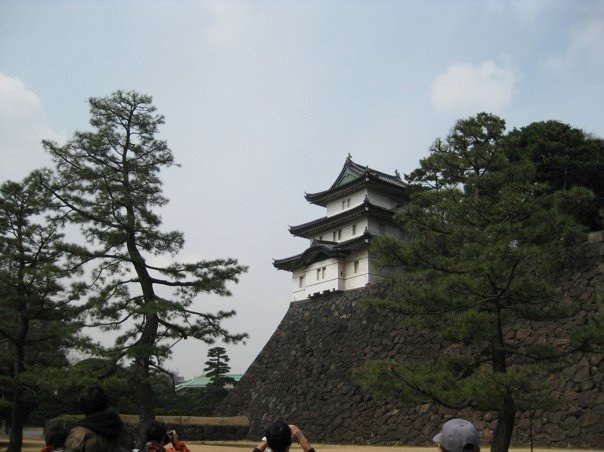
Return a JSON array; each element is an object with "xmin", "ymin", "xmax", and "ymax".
[{"xmin": 216, "ymin": 232, "xmax": 603, "ymax": 448}]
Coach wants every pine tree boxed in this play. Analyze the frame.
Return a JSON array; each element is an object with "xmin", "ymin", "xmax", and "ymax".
[
  {"xmin": 203, "ymin": 346, "xmax": 235, "ymax": 388},
  {"xmin": 42, "ymin": 90, "xmax": 248, "ymax": 446},
  {"xmin": 0, "ymin": 173, "xmax": 84, "ymax": 452},
  {"xmin": 357, "ymin": 113, "xmax": 598, "ymax": 452},
  {"xmin": 505, "ymin": 120, "xmax": 604, "ymax": 231}
]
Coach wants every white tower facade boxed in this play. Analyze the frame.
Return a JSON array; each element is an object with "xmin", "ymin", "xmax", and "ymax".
[{"xmin": 274, "ymin": 157, "xmax": 408, "ymax": 301}]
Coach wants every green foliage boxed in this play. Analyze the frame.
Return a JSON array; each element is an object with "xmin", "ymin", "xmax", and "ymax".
[
  {"xmin": 357, "ymin": 359, "xmax": 558, "ymax": 414},
  {"xmin": 203, "ymin": 346, "xmax": 235, "ymax": 388},
  {"xmin": 357, "ymin": 113, "xmax": 599, "ymax": 452},
  {"xmin": 0, "ymin": 173, "xmax": 86, "ymax": 448},
  {"xmin": 41, "ymin": 90, "xmax": 248, "ymax": 441},
  {"xmin": 505, "ymin": 120, "xmax": 603, "ymax": 230}
]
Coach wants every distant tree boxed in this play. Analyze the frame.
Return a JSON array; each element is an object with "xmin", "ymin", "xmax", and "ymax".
[
  {"xmin": 505, "ymin": 120, "xmax": 604, "ymax": 230},
  {"xmin": 42, "ymin": 90, "xmax": 248, "ymax": 447},
  {"xmin": 356, "ymin": 113, "xmax": 599, "ymax": 452},
  {"xmin": 0, "ymin": 173, "xmax": 84, "ymax": 452},
  {"xmin": 31, "ymin": 358, "xmax": 179, "ymax": 422},
  {"xmin": 203, "ymin": 346, "xmax": 235, "ymax": 388}
]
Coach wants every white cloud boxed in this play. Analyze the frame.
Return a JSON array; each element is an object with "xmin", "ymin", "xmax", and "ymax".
[
  {"xmin": 0, "ymin": 73, "xmax": 60, "ymax": 182},
  {"xmin": 430, "ymin": 60, "xmax": 517, "ymax": 114}
]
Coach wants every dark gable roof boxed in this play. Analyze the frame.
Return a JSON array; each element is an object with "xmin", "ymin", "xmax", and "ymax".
[
  {"xmin": 289, "ymin": 197, "xmax": 394, "ymax": 238},
  {"xmin": 305, "ymin": 156, "xmax": 406, "ymax": 206},
  {"xmin": 274, "ymin": 231, "xmax": 373, "ymax": 271}
]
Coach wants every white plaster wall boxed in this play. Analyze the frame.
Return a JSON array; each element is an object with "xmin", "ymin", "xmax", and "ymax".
[
  {"xmin": 291, "ymin": 269, "xmax": 306, "ymax": 301},
  {"xmin": 290, "ymin": 255, "xmax": 365, "ymax": 300},
  {"xmin": 325, "ymin": 189, "xmax": 368, "ymax": 217},
  {"xmin": 289, "ymin": 248, "xmax": 375, "ymax": 300},
  {"xmin": 303, "ymin": 258, "xmax": 344, "ymax": 298},
  {"xmin": 288, "ymin": 183, "xmax": 406, "ymax": 300},
  {"xmin": 343, "ymin": 249, "xmax": 370, "ymax": 290},
  {"xmin": 366, "ymin": 190, "xmax": 399, "ymax": 210},
  {"xmin": 314, "ymin": 218, "xmax": 369, "ymax": 244}
]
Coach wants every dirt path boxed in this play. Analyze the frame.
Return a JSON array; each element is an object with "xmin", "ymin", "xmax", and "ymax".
[
  {"xmin": 2, "ymin": 435, "xmax": 598, "ymax": 452},
  {"xmin": 7, "ymin": 438, "xmax": 431, "ymax": 452}
]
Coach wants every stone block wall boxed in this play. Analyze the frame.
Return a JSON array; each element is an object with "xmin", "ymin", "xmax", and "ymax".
[{"xmin": 216, "ymin": 232, "xmax": 603, "ymax": 448}]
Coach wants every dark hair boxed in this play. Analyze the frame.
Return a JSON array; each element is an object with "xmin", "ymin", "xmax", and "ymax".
[
  {"xmin": 146, "ymin": 420, "xmax": 170, "ymax": 444},
  {"xmin": 45, "ymin": 425, "xmax": 68, "ymax": 447},
  {"xmin": 79, "ymin": 385, "xmax": 108, "ymax": 415},
  {"xmin": 265, "ymin": 421, "xmax": 292, "ymax": 452}
]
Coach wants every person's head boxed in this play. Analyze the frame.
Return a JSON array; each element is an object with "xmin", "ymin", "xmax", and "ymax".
[
  {"xmin": 433, "ymin": 418, "xmax": 480, "ymax": 452},
  {"xmin": 146, "ymin": 420, "xmax": 171, "ymax": 445},
  {"xmin": 265, "ymin": 420, "xmax": 292, "ymax": 452},
  {"xmin": 79, "ymin": 385, "xmax": 109, "ymax": 415},
  {"xmin": 45, "ymin": 425, "xmax": 68, "ymax": 447}
]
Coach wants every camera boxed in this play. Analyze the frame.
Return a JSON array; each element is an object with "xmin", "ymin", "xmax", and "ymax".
[{"xmin": 163, "ymin": 430, "xmax": 174, "ymax": 444}]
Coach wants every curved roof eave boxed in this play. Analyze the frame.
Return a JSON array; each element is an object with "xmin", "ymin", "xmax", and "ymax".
[
  {"xmin": 304, "ymin": 157, "xmax": 405, "ymax": 206},
  {"xmin": 273, "ymin": 244, "xmax": 345, "ymax": 271},
  {"xmin": 289, "ymin": 200, "xmax": 395, "ymax": 238},
  {"xmin": 273, "ymin": 232, "xmax": 373, "ymax": 271}
]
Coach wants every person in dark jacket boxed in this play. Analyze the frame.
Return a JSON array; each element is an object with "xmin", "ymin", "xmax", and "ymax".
[
  {"xmin": 64, "ymin": 385, "xmax": 133, "ymax": 452},
  {"xmin": 252, "ymin": 421, "xmax": 316, "ymax": 452},
  {"xmin": 41, "ymin": 425, "xmax": 68, "ymax": 452}
]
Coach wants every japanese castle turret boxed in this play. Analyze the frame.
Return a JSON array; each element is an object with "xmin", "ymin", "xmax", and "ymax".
[{"xmin": 274, "ymin": 156, "xmax": 409, "ymax": 301}]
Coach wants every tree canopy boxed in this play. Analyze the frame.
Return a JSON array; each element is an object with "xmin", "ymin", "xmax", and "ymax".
[
  {"xmin": 505, "ymin": 120, "xmax": 604, "ymax": 230},
  {"xmin": 204, "ymin": 346, "xmax": 235, "ymax": 388},
  {"xmin": 42, "ymin": 90, "xmax": 248, "ymax": 446},
  {"xmin": 0, "ymin": 173, "xmax": 85, "ymax": 452},
  {"xmin": 357, "ymin": 113, "xmax": 599, "ymax": 452}
]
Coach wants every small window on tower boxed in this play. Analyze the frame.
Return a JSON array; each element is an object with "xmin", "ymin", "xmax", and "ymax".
[
  {"xmin": 342, "ymin": 200, "xmax": 346, "ymax": 210},
  {"xmin": 354, "ymin": 260, "xmax": 359, "ymax": 273},
  {"xmin": 352, "ymin": 224, "xmax": 357, "ymax": 235},
  {"xmin": 322, "ymin": 267, "xmax": 326, "ymax": 279},
  {"xmin": 332, "ymin": 231, "xmax": 337, "ymax": 241},
  {"xmin": 347, "ymin": 198, "xmax": 351, "ymax": 207},
  {"xmin": 338, "ymin": 229, "xmax": 342, "ymax": 240},
  {"xmin": 299, "ymin": 276, "xmax": 304, "ymax": 288},
  {"xmin": 316, "ymin": 269, "xmax": 321, "ymax": 280}
]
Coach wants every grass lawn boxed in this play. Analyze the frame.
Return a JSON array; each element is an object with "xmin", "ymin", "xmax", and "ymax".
[{"xmin": 1, "ymin": 430, "xmax": 598, "ymax": 452}]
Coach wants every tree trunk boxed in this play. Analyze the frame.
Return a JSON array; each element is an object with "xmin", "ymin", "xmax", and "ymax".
[
  {"xmin": 133, "ymin": 313, "xmax": 159, "ymax": 449},
  {"xmin": 491, "ymin": 394, "xmax": 516, "ymax": 452},
  {"xmin": 7, "ymin": 388, "xmax": 24, "ymax": 452},
  {"xmin": 134, "ymin": 356, "xmax": 155, "ymax": 449},
  {"xmin": 8, "ymin": 341, "xmax": 26, "ymax": 452},
  {"xmin": 490, "ymin": 306, "xmax": 516, "ymax": 452}
]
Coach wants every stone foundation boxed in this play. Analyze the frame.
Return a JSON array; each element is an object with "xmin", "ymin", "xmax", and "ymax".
[{"xmin": 216, "ymin": 232, "xmax": 603, "ymax": 448}]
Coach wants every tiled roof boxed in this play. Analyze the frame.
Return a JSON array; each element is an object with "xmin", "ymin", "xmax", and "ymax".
[
  {"xmin": 175, "ymin": 374, "xmax": 243, "ymax": 391},
  {"xmin": 305, "ymin": 156, "xmax": 406, "ymax": 206},
  {"xmin": 289, "ymin": 198, "xmax": 394, "ymax": 238}
]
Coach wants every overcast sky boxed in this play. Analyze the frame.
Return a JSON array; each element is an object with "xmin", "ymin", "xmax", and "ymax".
[{"xmin": 1, "ymin": 0, "xmax": 603, "ymax": 379}]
